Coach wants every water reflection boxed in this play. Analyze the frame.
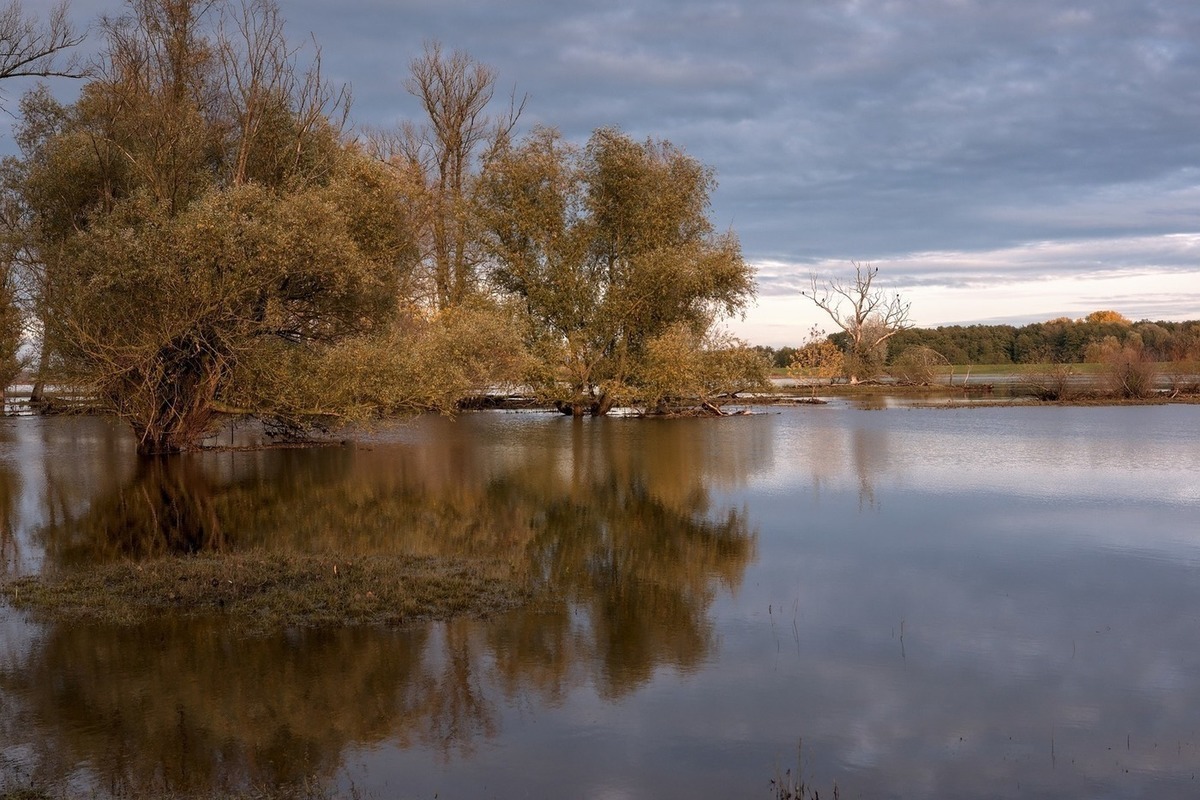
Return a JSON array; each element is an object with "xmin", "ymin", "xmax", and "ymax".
[
  {"xmin": 0, "ymin": 414, "xmax": 766, "ymax": 794},
  {"xmin": 3, "ymin": 407, "xmax": 1200, "ymax": 798}
]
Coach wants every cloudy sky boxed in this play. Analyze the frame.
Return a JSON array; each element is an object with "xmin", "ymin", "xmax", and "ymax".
[{"xmin": 14, "ymin": 0, "xmax": 1200, "ymax": 345}]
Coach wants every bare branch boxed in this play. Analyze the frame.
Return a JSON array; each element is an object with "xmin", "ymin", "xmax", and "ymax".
[
  {"xmin": 0, "ymin": 0, "xmax": 86, "ymax": 84},
  {"xmin": 800, "ymin": 261, "xmax": 912, "ymax": 383}
]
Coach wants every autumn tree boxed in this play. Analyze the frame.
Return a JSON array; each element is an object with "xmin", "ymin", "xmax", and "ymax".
[
  {"xmin": 803, "ymin": 262, "xmax": 911, "ymax": 383},
  {"xmin": 13, "ymin": 0, "xmax": 416, "ymax": 453},
  {"xmin": 0, "ymin": 0, "xmax": 85, "ymax": 403},
  {"xmin": 0, "ymin": 260, "xmax": 22, "ymax": 406},
  {"xmin": 374, "ymin": 41, "xmax": 523, "ymax": 309},
  {"xmin": 889, "ymin": 345, "xmax": 949, "ymax": 386},
  {"xmin": 638, "ymin": 325, "xmax": 769, "ymax": 414},
  {"xmin": 479, "ymin": 126, "xmax": 755, "ymax": 416},
  {"xmin": 1083, "ymin": 309, "xmax": 1130, "ymax": 326},
  {"xmin": 787, "ymin": 325, "xmax": 844, "ymax": 396},
  {"xmin": 1087, "ymin": 336, "xmax": 1159, "ymax": 398}
]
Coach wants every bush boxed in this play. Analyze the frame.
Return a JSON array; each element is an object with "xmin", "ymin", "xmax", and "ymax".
[
  {"xmin": 889, "ymin": 346, "xmax": 948, "ymax": 386},
  {"xmin": 1099, "ymin": 344, "xmax": 1160, "ymax": 398}
]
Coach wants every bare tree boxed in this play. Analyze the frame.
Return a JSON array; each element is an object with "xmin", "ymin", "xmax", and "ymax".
[
  {"xmin": 380, "ymin": 41, "xmax": 524, "ymax": 309},
  {"xmin": 217, "ymin": 0, "xmax": 350, "ymax": 187},
  {"xmin": 802, "ymin": 262, "xmax": 912, "ymax": 383},
  {"xmin": 0, "ymin": 0, "xmax": 84, "ymax": 83}
]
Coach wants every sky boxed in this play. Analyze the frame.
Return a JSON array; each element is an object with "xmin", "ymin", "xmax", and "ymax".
[{"xmin": 8, "ymin": 0, "xmax": 1200, "ymax": 346}]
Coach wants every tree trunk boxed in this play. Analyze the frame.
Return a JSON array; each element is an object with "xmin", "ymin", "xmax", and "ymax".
[
  {"xmin": 29, "ymin": 344, "xmax": 49, "ymax": 406},
  {"xmin": 592, "ymin": 392, "xmax": 614, "ymax": 417}
]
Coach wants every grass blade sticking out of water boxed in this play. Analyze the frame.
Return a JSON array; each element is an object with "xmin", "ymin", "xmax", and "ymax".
[{"xmin": 1, "ymin": 552, "xmax": 535, "ymax": 634}]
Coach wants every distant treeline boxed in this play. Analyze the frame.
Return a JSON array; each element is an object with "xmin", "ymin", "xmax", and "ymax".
[{"xmin": 759, "ymin": 317, "xmax": 1200, "ymax": 367}]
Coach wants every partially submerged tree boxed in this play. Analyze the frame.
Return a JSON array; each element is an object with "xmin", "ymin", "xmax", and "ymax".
[
  {"xmin": 1088, "ymin": 336, "xmax": 1159, "ymax": 399},
  {"xmin": 14, "ymin": 0, "xmax": 415, "ymax": 453},
  {"xmin": 638, "ymin": 325, "xmax": 769, "ymax": 415},
  {"xmin": 479, "ymin": 126, "xmax": 756, "ymax": 416},
  {"xmin": 802, "ymin": 262, "xmax": 911, "ymax": 383}
]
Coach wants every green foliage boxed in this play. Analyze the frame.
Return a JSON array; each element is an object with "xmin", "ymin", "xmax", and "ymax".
[
  {"xmin": 480, "ymin": 126, "xmax": 755, "ymax": 415},
  {"xmin": 888, "ymin": 318, "xmax": 1200, "ymax": 366}
]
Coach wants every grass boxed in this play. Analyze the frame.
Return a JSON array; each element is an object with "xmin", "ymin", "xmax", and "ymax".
[
  {"xmin": 1, "ymin": 551, "xmax": 534, "ymax": 634},
  {"xmin": 0, "ymin": 787, "xmax": 344, "ymax": 800},
  {"xmin": 771, "ymin": 740, "xmax": 840, "ymax": 800},
  {"xmin": 0, "ymin": 783, "xmax": 365, "ymax": 800}
]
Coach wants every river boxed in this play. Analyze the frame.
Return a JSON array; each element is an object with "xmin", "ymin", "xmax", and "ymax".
[{"xmin": 1, "ymin": 402, "xmax": 1198, "ymax": 798}]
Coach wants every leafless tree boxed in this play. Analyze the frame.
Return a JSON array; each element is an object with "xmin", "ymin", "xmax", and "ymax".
[
  {"xmin": 802, "ymin": 262, "xmax": 912, "ymax": 383},
  {"xmin": 376, "ymin": 41, "xmax": 524, "ymax": 309}
]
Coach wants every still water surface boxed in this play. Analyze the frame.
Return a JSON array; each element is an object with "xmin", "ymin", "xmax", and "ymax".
[{"xmin": 1, "ymin": 403, "xmax": 1199, "ymax": 798}]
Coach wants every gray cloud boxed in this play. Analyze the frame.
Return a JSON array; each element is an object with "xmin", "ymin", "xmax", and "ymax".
[{"xmin": 11, "ymin": 0, "xmax": 1200, "ymax": 326}]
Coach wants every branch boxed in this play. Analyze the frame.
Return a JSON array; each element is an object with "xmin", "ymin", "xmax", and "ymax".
[{"xmin": 0, "ymin": 0, "xmax": 87, "ymax": 82}]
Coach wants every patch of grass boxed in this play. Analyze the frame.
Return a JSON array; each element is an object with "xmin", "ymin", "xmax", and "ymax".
[
  {"xmin": 0, "ymin": 782, "xmax": 363, "ymax": 800},
  {"xmin": 2, "ymin": 552, "xmax": 533, "ymax": 634}
]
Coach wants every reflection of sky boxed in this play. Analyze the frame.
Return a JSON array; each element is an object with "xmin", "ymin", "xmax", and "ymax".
[
  {"xmin": 349, "ymin": 400, "xmax": 1195, "ymax": 797},
  {"xmin": 346, "ymin": 405, "xmax": 1200, "ymax": 799},
  {"xmin": 3, "ymin": 407, "xmax": 1200, "ymax": 798}
]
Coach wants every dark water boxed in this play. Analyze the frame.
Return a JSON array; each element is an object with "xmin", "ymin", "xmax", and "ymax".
[{"xmin": 1, "ymin": 404, "xmax": 1199, "ymax": 798}]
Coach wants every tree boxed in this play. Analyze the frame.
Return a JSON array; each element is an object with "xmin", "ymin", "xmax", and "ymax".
[
  {"xmin": 803, "ymin": 262, "xmax": 911, "ymax": 383},
  {"xmin": 638, "ymin": 325, "xmax": 769, "ymax": 414},
  {"xmin": 479, "ymin": 126, "xmax": 755, "ymax": 416},
  {"xmin": 0, "ymin": 0, "xmax": 84, "ymax": 84},
  {"xmin": 1083, "ymin": 309, "xmax": 1130, "ymax": 326},
  {"xmin": 0, "ymin": 262, "xmax": 23, "ymax": 407},
  {"xmin": 374, "ymin": 41, "xmax": 523, "ymax": 310},
  {"xmin": 787, "ymin": 325, "xmax": 843, "ymax": 397},
  {"xmin": 0, "ymin": 0, "xmax": 84, "ymax": 403},
  {"xmin": 14, "ymin": 0, "xmax": 415, "ymax": 453}
]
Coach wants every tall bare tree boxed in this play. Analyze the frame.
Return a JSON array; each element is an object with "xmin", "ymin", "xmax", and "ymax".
[
  {"xmin": 803, "ymin": 262, "xmax": 912, "ymax": 383},
  {"xmin": 383, "ymin": 41, "xmax": 523, "ymax": 309}
]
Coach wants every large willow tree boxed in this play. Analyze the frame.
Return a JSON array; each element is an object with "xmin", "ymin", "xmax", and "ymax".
[
  {"xmin": 479, "ymin": 127, "xmax": 759, "ymax": 416},
  {"xmin": 13, "ymin": 0, "xmax": 415, "ymax": 453}
]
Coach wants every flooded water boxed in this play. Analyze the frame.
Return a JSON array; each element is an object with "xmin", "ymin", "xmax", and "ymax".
[{"xmin": 1, "ymin": 403, "xmax": 1199, "ymax": 798}]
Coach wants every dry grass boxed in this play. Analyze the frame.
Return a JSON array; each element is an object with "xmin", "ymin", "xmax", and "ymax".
[
  {"xmin": 2, "ymin": 552, "xmax": 533, "ymax": 634},
  {"xmin": 0, "ymin": 783, "xmax": 361, "ymax": 800}
]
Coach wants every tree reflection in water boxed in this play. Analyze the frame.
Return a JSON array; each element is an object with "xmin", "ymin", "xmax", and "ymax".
[{"xmin": 0, "ymin": 414, "xmax": 769, "ymax": 794}]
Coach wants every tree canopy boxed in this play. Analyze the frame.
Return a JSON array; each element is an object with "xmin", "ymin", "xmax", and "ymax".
[
  {"xmin": 9, "ymin": 0, "xmax": 414, "ymax": 452},
  {"xmin": 2, "ymin": 0, "xmax": 761, "ymax": 444},
  {"xmin": 479, "ymin": 126, "xmax": 758, "ymax": 415}
]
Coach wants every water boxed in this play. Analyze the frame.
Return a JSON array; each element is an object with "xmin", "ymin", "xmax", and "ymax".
[{"xmin": 1, "ymin": 404, "xmax": 1199, "ymax": 798}]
